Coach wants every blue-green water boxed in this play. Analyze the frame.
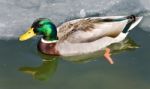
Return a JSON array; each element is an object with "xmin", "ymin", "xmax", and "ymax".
[{"xmin": 0, "ymin": 27, "xmax": 150, "ymax": 89}]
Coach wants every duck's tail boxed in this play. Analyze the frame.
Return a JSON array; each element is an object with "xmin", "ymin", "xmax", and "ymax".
[
  {"xmin": 123, "ymin": 10, "xmax": 150, "ymax": 33},
  {"xmin": 122, "ymin": 15, "xmax": 143, "ymax": 33},
  {"xmin": 122, "ymin": 15, "xmax": 136, "ymax": 33}
]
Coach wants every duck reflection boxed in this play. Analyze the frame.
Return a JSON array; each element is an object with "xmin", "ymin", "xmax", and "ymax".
[
  {"xmin": 19, "ymin": 37, "xmax": 139, "ymax": 80},
  {"xmin": 19, "ymin": 54, "xmax": 59, "ymax": 81}
]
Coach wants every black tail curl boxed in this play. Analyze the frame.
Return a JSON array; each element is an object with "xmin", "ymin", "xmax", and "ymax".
[{"xmin": 126, "ymin": 15, "xmax": 136, "ymax": 22}]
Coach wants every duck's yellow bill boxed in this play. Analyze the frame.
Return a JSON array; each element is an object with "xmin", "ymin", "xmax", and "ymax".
[{"xmin": 19, "ymin": 28, "xmax": 36, "ymax": 41}]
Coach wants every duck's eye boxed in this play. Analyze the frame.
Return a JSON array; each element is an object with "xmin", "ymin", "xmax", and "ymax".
[{"xmin": 37, "ymin": 24, "xmax": 42, "ymax": 28}]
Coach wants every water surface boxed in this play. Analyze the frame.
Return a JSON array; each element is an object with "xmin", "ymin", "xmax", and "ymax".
[{"xmin": 0, "ymin": 27, "xmax": 150, "ymax": 89}]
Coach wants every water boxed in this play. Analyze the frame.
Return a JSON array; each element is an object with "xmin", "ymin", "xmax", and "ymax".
[{"xmin": 1, "ymin": 0, "xmax": 150, "ymax": 89}]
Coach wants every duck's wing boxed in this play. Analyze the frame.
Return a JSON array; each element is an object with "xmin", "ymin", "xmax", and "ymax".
[
  {"xmin": 57, "ymin": 16, "xmax": 129, "ymax": 43},
  {"xmin": 57, "ymin": 33, "xmax": 127, "ymax": 56}
]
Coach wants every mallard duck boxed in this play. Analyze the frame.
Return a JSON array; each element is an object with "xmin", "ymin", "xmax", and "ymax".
[{"xmin": 19, "ymin": 15, "xmax": 143, "ymax": 64}]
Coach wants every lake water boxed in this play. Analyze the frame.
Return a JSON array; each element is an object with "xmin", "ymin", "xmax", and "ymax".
[{"xmin": 0, "ymin": 27, "xmax": 150, "ymax": 89}]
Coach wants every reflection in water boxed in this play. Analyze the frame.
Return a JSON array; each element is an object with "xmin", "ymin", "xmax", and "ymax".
[
  {"xmin": 109, "ymin": 37, "xmax": 139, "ymax": 53},
  {"xmin": 19, "ymin": 37, "xmax": 139, "ymax": 81},
  {"xmin": 19, "ymin": 54, "xmax": 58, "ymax": 81}
]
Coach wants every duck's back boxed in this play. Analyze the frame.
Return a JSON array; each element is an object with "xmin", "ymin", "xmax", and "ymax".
[{"xmin": 57, "ymin": 16, "xmax": 128, "ymax": 43}]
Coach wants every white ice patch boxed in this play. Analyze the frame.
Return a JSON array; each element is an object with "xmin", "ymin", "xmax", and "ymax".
[
  {"xmin": 140, "ymin": 0, "xmax": 150, "ymax": 10},
  {"xmin": 79, "ymin": 9, "xmax": 86, "ymax": 18},
  {"xmin": 0, "ymin": 0, "xmax": 149, "ymax": 40},
  {"xmin": 0, "ymin": 23, "xmax": 6, "ymax": 28}
]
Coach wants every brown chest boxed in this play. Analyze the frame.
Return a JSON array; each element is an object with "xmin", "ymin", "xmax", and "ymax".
[{"xmin": 38, "ymin": 42, "xmax": 60, "ymax": 56}]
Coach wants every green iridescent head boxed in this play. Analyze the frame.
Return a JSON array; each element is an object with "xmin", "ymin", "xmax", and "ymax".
[{"xmin": 19, "ymin": 18, "xmax": 58, "ymax": 41}]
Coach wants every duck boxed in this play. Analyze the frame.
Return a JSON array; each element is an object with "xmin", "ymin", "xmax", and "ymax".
[{"xmin": 19, "ymin": 15, "xmax": 143, "ymax": 64}]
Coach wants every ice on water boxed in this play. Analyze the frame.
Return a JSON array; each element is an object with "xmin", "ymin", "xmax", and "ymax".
[{"xmin": 0, "ymin": 0, "xmax": 149, "ymax": 39}]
